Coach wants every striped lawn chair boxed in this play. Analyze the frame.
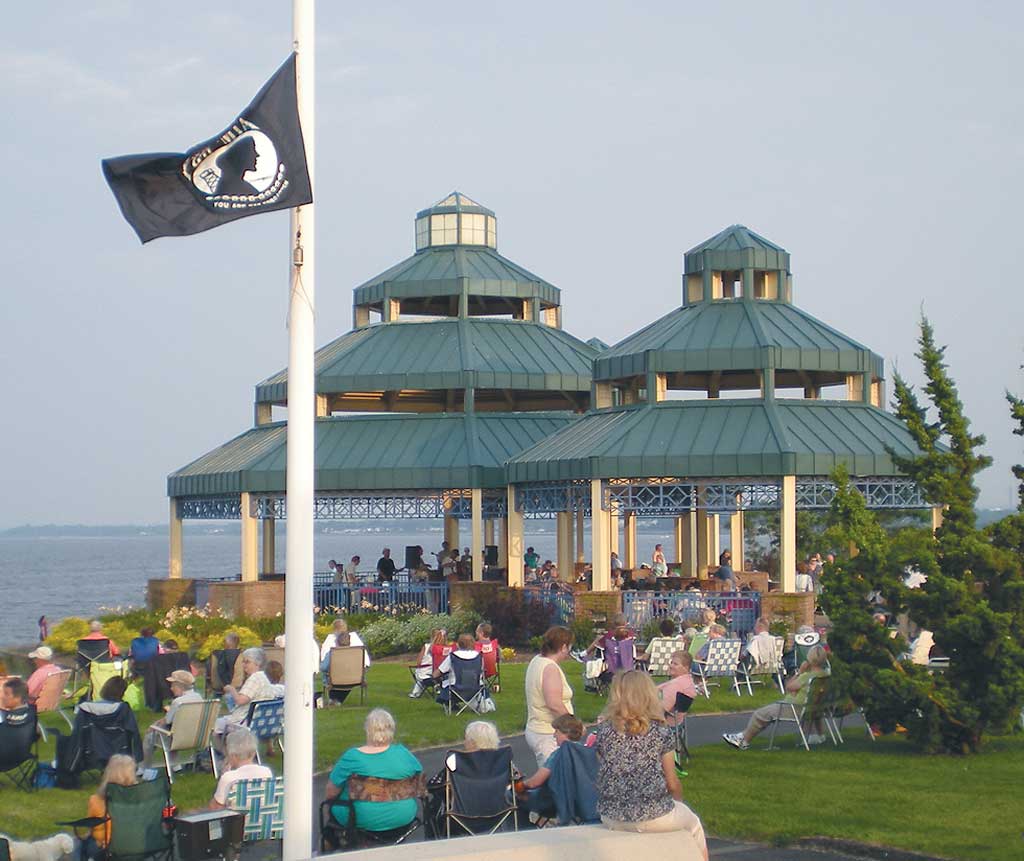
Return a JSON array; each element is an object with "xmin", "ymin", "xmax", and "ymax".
[
  {"xmin": 737, "ymin": 636, "xmax": 786, "ymax": 695},
  {"xmin": 646, "ymin": 637, "xmax": 686, "ymax": 676},
  {"xmin": 692, "ymin": 638, "xmax": 743, "ymax": 698},
  {"xmin": 150, "ymin": 699, "xmax": 220, "ymax": 783},
  {"xmin": 227, "ymin": 776, "xmax": 284, "ymax": 840},
  {"xmin": 244, "ymin": 698, "xmax": 285, "ymax": 763}
]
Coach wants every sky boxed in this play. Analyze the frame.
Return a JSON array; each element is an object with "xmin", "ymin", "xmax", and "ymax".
[{"xmin": 2, "ymin": 0, "xmax": 1023, "ymax": 528}]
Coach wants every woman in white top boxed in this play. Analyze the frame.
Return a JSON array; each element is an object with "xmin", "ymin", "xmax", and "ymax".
[
  {"xmin": 651, "ymin": 544, "xmax": 668, "ymax": 578},
  {"xmin": 524, "ymin": 626, "xmax": 575, "ymax": 767},
  {"xmin": 209, "ymin": 727, "xmax": 272, "ymax": 809},
  {"xmin": 320, "ymin": 618, "xmax": 371, "ymax": 669}
]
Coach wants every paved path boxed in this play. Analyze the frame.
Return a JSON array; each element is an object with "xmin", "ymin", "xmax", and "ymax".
[{"xmin": 234, "ymin": 708, "xmax": 867, "ymax": 859}]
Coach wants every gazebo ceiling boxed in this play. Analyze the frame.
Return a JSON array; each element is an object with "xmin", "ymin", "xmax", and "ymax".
[
  {"xmin": 168, "ymin": 412, "xmax": 579, "ymax": 496},
  {"xmin": 255, "ymin": 317, "xmax": 599, "ymax": 405},
  {"xmin": 505, "ymin": 399, "xmax": 922, "ymax": 482}
]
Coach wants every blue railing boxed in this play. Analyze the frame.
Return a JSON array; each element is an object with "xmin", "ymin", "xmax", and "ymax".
[
  {"xmin": 522, "ymin": 588, "xmax": 576, "ymax": 625},
  {"xmin": 622, "ymin": 590, "xmax": 761, "ymax": 638},
  {"xmin": 314, "ymin": 581, "xmax": 449, "ymax": 615}
]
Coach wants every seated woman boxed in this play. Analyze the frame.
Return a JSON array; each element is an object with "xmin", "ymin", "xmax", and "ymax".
[
  {"xmin": 215, "ymin": 647, "xmax": 275, "ymax": 748},
  {"xmin": 594, "ymin": 671, "xmax": 708, "ymax": 859},
  {"xmin": 81, "ymin": 754, "xmax": 137, "ymax": 860},
  {"xmin": 424, "ymin": 720, "xmax": 503, "ymax": 837},
  {"xmin": 325, "ymin": 708, "xmax": 423, "ymax": 834},
  {"xmin": 210, "ymin": 727, "xmax": 273, "ymax": 809},
  {"xmin": 409, "ymin": 629, "xmax": 451, "ymax": 698},
  {"xmin": 517, "ymin": 713, "xmax": 585, "ymax": 822},
  {"xmin": 128, "ymin": 627, "xmax": 160, "ymax": 671},
  {"xmin": 433, "ymin": 634, "xmax": 483, "ymax": 707}
]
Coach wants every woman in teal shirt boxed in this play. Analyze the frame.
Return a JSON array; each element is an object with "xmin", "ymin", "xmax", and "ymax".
[{"xmin": 326, "ymin": 708, "xmax": 423, "ymax": 831}]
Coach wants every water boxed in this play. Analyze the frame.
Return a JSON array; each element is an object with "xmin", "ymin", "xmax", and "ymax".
[{"xmin": 0, "ymin": 518, "xmax": 686, "ymax": 647}]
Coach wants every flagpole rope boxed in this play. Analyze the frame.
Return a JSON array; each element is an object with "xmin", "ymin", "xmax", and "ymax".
[{"xmin": 287, "ymin": 221, "xmax": 315, "ymax": 326}]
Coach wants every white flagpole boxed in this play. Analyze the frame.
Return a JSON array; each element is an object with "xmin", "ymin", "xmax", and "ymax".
[{"xmin": 283, "ymin": 0, "xmax": 315, "ymax": 858}]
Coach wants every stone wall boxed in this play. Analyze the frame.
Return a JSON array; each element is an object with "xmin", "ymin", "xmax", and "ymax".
[
  {"xmin": 574, "ymin": 590, "xmax": 622, "ymax": 622},
  {"xmin": 207, "ymin": 581, "xmax": 285, "ymax": 618},
  {"xmin": 146, "ymin": 578, "xmax": 195, "ymax": 611}
]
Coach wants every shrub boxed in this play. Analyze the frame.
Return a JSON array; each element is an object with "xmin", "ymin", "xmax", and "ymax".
[
  {"xmin": 46, "ymin": 617, "xmax": 90, "ymax": 654},
  {"xmin": 194, "ymin": 626, "xmax": 263, "ymax": 661},
  {"xmin": 569, "ymin": 617, "xmax": 596, "ymax": 650},
  {"xmin": 462, "ymin": 591, "xmax": 554, "ymax": 647}
]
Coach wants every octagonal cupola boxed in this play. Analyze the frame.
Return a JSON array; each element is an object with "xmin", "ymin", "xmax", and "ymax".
[
  {"xmin": 414, "ymin": 191, "xmax": 497, "ymax": 250},
  {"xmin": 683, "ymin": 224, "xmax": 792, "ymax": 306}
]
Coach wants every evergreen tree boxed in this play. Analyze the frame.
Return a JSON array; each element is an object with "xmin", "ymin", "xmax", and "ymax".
[{"xmin": 823, "ymin": 318, "xmax": 1024, "ymax": 752}]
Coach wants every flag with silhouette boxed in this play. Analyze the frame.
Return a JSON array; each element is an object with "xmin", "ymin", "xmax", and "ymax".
[{"xmin": 102, "ymin": 54, "xmax": 312, "ymax": 243}]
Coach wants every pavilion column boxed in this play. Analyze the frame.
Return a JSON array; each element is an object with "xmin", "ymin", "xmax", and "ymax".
[
  {"xmin": 498, "ymin": 517, "xmax": 508, "ymax": 568},
  {"xmin": 575, "ymin": 508, "xmax": 585, "ymax": 563},
  {"xmin": 609, "ymin": 511, "xmax": 619, "ymax": 556},
  {"xmin": 240, "ymin": 492, "xmax": 258, "ymax": 583},
  {"xmin": 484, "ymin": 519, "xmax": 495, "ymax": 546},
  {"xmin": 471, "ymin": 489, "xmax": 483, "ymax": 581},
  {"xmin": 729, "ymin": 508, "xmax": 744, "ymax": 572},
  {"xmin": 710, "ymin": 514, "xmax": 720, "ymax": 563},
  {"xmin": 168, "ymin": 498, "xmax": 183, "ymax": 580},
  {"xmin": 262, "ymin": 518, "xmax": 276, "ymax": 575},
  {"xmin": 780, "ymin": 475, "xmax": 797, "ymax": 591},
  {"xmin": 590, "ymin": 480, "xmax": 610, "ymax": 590},
  {"xmin": 695, "ymin": 509, "xmax": 713, "ymax": 576},
  {"xmin": 444, "ymin": 512, "xmax": 460, "ymax": 553},
  {"xmin": 682, "ymin": 511, "xmax": 698, "ymax": 578},
  {"xmin": 931, "ymin": 505, "xmax": 944, "ymax": 534},
  {"xmin": 557, "ymin": 511, "xmax": 573, "ymax": 582},
  {"xmin": 623, "ymin": 513, "xmax": 637, "ymax": 569},
  {"xmin": 506, "ymin": 487, "xmax": 524, "ymax": 587},
  {"xmin": 673, "ymin": 515, "xmax": 684, "ymax": 565}
]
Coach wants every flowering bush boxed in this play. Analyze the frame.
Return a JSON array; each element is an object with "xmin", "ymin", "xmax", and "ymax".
[
  {"xmin": 194, "ymin": 626, "xmax": 263, "ymax": 660},
  {"xmin": 358, "ymin": 609, "xmax": 482, "ymax": 657},
  {"xmin": 45, "ymin": 618, "xmax": 91, "ymax": 654},
  {"xmin": 500, "ymin": 647, "xmax": 517, "ymax": 661}
]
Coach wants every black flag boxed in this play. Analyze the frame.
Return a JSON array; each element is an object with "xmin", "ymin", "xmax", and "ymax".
[{"xmin": 102, "ymin": 55, "xmax": 312, "ymax": 243}]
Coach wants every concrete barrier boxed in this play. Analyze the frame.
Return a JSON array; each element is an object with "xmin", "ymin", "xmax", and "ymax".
[{"xmin": 324, "ymin": 823, "xmax": 704, "ymax": 861}]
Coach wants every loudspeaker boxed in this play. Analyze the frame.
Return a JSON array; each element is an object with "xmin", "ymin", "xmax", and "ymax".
[
  {"xmin": 404, "ymin": 546, "xmax": 421, "ymax": 571},
  {"xmin": 484, "ymin": 545, "xmax": 499, "ymax": 566}
]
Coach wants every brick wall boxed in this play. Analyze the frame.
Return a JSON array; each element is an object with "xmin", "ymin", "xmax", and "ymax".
[
  {"xmin": 207, "ymin": 582, "xmax": 285, "ymax": 618},
  {"xmin": 574, "ymin": 591, "xmax": 623, "ymax": 622},
  {"xmin": 147, "ymin": 578, "xmax": 195, "ymax": 611},
  {"xmin": 760, "ymin": 592, "xmax": 815, "ymax": 630},
  {"xmin": 449, "ymin": 581, "xmax": 502, "ymax": 612}
]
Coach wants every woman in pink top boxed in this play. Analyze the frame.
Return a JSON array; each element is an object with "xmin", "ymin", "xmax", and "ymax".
[{"xmin": 658, "ymin": 651, "xmax": 697, "ymax": 726}]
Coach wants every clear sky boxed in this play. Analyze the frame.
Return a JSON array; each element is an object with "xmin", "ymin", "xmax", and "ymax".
[{"xmin": 2, "ymin": 1, "xmax": 1022, "ymax": 528}]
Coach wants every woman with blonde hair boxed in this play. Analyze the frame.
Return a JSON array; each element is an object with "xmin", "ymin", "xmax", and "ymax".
[
  {"xmin": 82, "ymin": 754, "xmax": 137, "ymax": 858},
  {"xmin": 594, "ymin": 671, "xmax": 707, "ymax": 858},
  {"xmin": 409, "ymin": 628, "xmax": 450, "ymax": 698}
]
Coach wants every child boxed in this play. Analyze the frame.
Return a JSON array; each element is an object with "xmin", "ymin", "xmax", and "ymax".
[
  {"xmin": 82, "ymin": 754, "xmax": 137, "ymax": 859},
  {"xmin": 658, "ymin": 650, "xmax": 697, "ymax": 726},
  {"xmin": 517, "ymin": 714, "xmax": 585, "ymax": 822},
  {"xmin": 266, "ymin": 660, "xmax": 285, "ymax": 697},
  {"xmin": 474, "ymin": 623, "xmax": 501, "ymax": 692},
  {"xmin": 409, "ymin": 629, "xmax": 450, "ymax": 698}
]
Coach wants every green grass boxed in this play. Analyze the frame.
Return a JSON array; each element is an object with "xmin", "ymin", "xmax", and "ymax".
[
  {"xmin": 684, "ymin": 732, "xmax": 1024, "ymax": 861},
  {"xmin": 6, "ymin": 662, "xmax": 1016, "ymax": 859}
]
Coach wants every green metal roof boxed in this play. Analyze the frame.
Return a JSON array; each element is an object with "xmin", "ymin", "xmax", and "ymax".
[
  {"xmin": 506, "ymin": 400, "xmax": 920, "ymax": 482},
  {"xmin": 352, "ymin": 245, "xmax": 560, "ymax": 307},
  {"xmin": 594, "ymin": 300, "xmax": 883, "ymax": 381},
  {"xmin": 684, "ymin": 224, "xmax": 791, "ymax": 274},
  {"xmin": 256, "ymin": 318, "xmax": 599, "ymax": 403},
  {"xmin": 168, "ymin": 412, "xmax": 578, "ymax": 496}
]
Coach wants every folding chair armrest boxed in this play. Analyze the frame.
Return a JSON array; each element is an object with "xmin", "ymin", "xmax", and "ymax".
[
  {"xmin": 150, "ymin": 724, "xmax": 172, "ymax": 737},
  {"xmin": 57, "ymin": 816, "xmax": 109, "ymax": 829}
]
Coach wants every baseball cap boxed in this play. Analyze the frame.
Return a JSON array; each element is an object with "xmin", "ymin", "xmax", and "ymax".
[
  {"xmin": 28, "ymin": 645, "xmax": 53, "ymax": 660},
  {"xmin": 166, "ymin": 670, "xmax": 195, "ymax": 686}
]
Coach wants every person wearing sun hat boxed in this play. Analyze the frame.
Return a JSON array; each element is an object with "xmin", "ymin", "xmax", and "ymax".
[
  {"xmin": 140, "ymin": 669, "xmax": 203, "ymax": 769},
  {"xmin": 25, "ymin": 644, "xmax": 62, "ymax": 704}
]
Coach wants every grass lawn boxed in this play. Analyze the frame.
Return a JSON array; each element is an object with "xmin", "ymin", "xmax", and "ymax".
[
  {"xmin": 3, "ymin": 660, "xmax": 1017, "ymax": 860},
  {"xmin": 685, "ymin": 732, "xmax": 1024, "ymax": 861}
]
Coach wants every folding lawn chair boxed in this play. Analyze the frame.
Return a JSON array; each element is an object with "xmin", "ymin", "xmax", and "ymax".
[
  {"xmin": 692, "ymin": 638, "xmax": 743, "ymax": 697},
  {"xmin": 149, "ymin": 699, "xmax": 220, "ymax": 783},
  {"xmin": 737, "ymin": 636, "xmax": 786, "ymax": 695},
  {"xmin": 34, "ymin": 668, "xmax": 74, "ymax": 739},
  {"xmin": 441, "ymin": 653, "xmax": 487, "ymax": 716},
  {"xmin": 208, "ymin": 648, "xmax": 241, "ymax": 694},
  {"xmin": 59, "ymin": 771, "xmax": 173, "ymax": 861},
  {"xmin": 442, "ymin": 747, "xmax": 518, "ymax": 837},
  {"xmin": 646, "ymin": 636, "xmax": 685, "ymax": 676},
  {"xmin": 604, "ymin": 637, "xmax": 636, "ymax": 675},
  {"xmin": 477, "ymin": 640, "xmax": 501, "ymax": 694},
  {"xmin": 666, "ymin": 691, "xmax": 694, "ymax": 768},
  {"xmin": 57, "ymin": 701, "xmax": 142, "ymax": 780},
  {"xmin": 142, "ymin": 653, "xmax": 190, "ymax": 711},
  {"xmin": 241, "ymin": 698, "xmax": 285, "ymax": 764},
  {"xmin": 326, "ymin": 646, "xmax": 367, "ymax": 705},
  {"xmin": 0, "ymin": 836, "xmax": 9, "ymax": 861},
  {"xmin": 0, "ymin": 705, "xmax": 39, "ymax": 791},
  {"xmin": 767, "ymin": 675, "xmax": 832, "ymax": 751},
  {"xmin": 227, "ymin": 776, "xmax": 284, "ymax": 840},
  {"xmin": 319, "ymin": 773, "xmax": 425, "ymax": 851}
]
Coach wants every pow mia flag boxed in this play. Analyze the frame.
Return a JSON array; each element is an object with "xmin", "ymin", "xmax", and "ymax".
[{"xmin": 102, "ymin": 54, "xmax": 312, "ymax": 243}]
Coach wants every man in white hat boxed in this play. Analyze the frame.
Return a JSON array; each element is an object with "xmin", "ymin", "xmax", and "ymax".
[
  {"xmin": 141, "ymin": 669, "xmax": 203, "ymax": 769},
  {"xmin": 25, "ymin": 645, "xmax": 61, "ymax": 705}
]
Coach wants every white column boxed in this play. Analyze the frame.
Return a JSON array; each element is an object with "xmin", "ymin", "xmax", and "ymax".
[
  {"xmin": 262, "ymin": 518, "xmax": 276, "ymax": 575},
  {"xmin": 240, "ymin": 492, "xmax": 259, "ymax": 583},
  {"xmin": 710, "ymin": 514, "xmax": 720, "ymax": 563},
  {"xmin": 780, "ymin": 475, "xmax": 797, "ymax": 592},
  {"xmin": 471, "ymin": 489, "xmax": 483, "ymax": 581},
  {"xmin": 484, "ymin": 519, "xmax": 495, "ymax": 546},
  {"xmin": 673, "ymin": 515, "xmax": 684, "ymax": 565},
  {"xmin": 623, "ymin": 512, "xmax": 637, "ymax": 568},
  {"xmin": 282, "ymin": 2, "xmax": 316, "ymax": 856},
  {"xmin": 444, "ymin": 513, "xmax": 460, "ymax": 552},
  {"xmin": 931, "ymin": 505, "xmax": 944, "ymax": 534},
  {"xmin": 696, "ymin": 509, "xmax": 712, "ymax": 576},
  {"xmin": 557, "ymin": 511, "xmax": 573, "ymax": 582},
  {"xmin": 729, "ymin": 509, "xmax": 744, "ymax": 572},
  {"xmin": 506, "ymin": 487, "xmax": 524, "ymax": 586},
  {"xmin": 168, "ymin": 498, "xmax": 183, "ymax": 579},
  {"xmin": 575, "ymin": 508, "xmax": 585, "ymax": 563},
  {"xmin": 609, "ymin": 511, "xmax": 619, "ymax": 556},
  {"xmin": 683, "ymin": 510, "xmax": 698, "ymax": 578},
  {"xmin": 498, "ymin": 517, "xmax": 508, "ymax": 568},
  {"xmin": 590, "ymin": 480, "xmax": 610, "ymax": 590}
]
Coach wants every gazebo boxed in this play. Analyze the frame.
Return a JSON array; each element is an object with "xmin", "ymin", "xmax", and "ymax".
[
  {"xmin": 506, "ymin": 225, "xmax": 934, "ymax": 591},
  {"xmin": 164, "ymin": 193, "xmax": 599, "ymax": 591}
]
